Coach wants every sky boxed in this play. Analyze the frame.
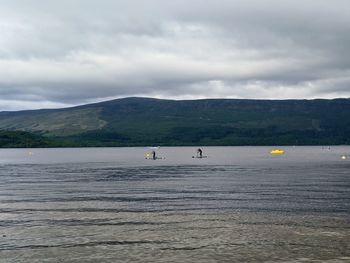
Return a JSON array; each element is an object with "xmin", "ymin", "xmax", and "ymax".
[{"xmin": 0, "ymin": 0, "xmax": 349, "ymax": 111}]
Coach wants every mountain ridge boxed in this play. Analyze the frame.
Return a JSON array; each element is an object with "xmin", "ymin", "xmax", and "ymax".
[
  {"xmin": 1, "ymin": 97, "xmax": 350, "ymax": 147},
  {"xmin": 1, "ymin": 96, "xmax": 349, "ymax": 114}
]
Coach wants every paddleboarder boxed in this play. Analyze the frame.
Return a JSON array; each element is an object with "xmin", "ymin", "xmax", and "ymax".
[{"xmin": 197, "ymin": 148, "xmax": 203, "ymax": 158}]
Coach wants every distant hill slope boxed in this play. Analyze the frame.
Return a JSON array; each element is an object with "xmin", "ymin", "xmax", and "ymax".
[
  {"xmin": 1, "ymin": 97, "xmax": 350, "ymax": 146},
  {"xmin": 0, "ymin": 107, "xmax": 106, "ymax": 136}
]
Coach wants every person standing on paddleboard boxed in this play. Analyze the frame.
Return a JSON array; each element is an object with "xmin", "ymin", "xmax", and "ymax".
[
  {"xmin": 152, "ymin": 150, "xmax": 156, "ymax": 160},
  {"xmin": 197, "ymin": 148, "xmax": 203, "ymax": 158}
]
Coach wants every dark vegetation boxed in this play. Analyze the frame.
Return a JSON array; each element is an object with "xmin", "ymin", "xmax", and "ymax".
[
  {"xmin": 0, "ymin": 130, "xmax": 54, "ymax": 148},
  {"xmin": 1, "ymin": 97, "xmax": 349, "ymax": 147}
]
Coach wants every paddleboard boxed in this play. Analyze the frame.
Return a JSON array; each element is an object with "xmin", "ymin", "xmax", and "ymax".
[{"xmin": 145, "ymin": 157, "xmax": 164, "ymax": 160}]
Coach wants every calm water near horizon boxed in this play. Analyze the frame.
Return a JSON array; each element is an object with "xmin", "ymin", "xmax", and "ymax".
[{"xmin": 0, "ymin": 146, "xmax": 349, "ymax": 262}]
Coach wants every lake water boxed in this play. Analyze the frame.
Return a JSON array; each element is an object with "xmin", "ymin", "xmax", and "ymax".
[{"xmin": 0, "ymin": 146, "xmax": 349, "ymax": 262}]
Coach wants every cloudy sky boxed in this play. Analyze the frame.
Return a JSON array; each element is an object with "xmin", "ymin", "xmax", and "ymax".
[{"xmin": 0, "ymin": 0, "xmax": 349, "ymax": 110}]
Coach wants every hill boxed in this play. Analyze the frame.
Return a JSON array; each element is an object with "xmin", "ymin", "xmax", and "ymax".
[{"xmin": 0, "ymin": 97, "xmax": 350, "ymax": 147}]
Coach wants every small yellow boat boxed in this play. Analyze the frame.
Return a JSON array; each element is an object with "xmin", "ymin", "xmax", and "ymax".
[{"xmin": 270, "ymin": 149, "xmax": 285, "ymax": 155}]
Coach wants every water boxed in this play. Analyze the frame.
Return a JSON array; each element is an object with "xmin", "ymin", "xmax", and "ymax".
[{"xmin": 0, "ymin": 146, "xmax": 349, "ymax": 262}]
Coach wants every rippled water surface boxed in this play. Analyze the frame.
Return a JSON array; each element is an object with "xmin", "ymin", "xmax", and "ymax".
[{"xmin": 0, "ymin": 146, "xmax": 349, "ymax": 262}]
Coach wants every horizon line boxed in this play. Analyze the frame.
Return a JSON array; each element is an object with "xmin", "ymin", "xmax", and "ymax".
[{"xmin": 1, "ymin": 96, "xmax": 349, "ymax": 113}]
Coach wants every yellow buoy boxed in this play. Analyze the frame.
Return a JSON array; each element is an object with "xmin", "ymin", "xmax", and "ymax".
[{"xmin": 270, "ymin": 149, "xmax": 285, "ymax": 155}]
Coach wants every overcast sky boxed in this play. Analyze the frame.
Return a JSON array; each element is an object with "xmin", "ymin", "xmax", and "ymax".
[{"xmin": 0, "ymin": 0, "xmax": 349, "ymax": 110}]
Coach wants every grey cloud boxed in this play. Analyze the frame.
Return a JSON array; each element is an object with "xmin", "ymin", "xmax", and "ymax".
[{"xmin": 0, "ymin": 0, "xmax": 349, "ymax": 110}]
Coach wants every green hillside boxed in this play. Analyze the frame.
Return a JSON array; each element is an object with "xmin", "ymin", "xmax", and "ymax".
[
  {"xmin": 0, "ymin": 130, "xmax": 55, "ymax": 148},
  {"xmin": 0, "ymin": 97, "xmax": 350, "ymax": 147}
]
